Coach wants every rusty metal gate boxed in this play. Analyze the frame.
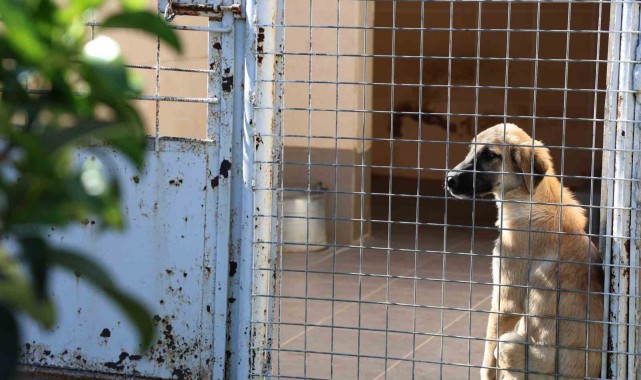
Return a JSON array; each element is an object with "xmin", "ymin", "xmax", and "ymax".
[
  {"xmin": 250, "ymin": 0, "xmax": 641, "ymax": 379},
  {"xmin": 19, "ymin": 0, "xmax": 251, "ymax": 378}
]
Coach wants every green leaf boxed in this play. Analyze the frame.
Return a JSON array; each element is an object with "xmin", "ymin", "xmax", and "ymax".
[
  {"xmin": 0, "ymin": 303, "xmax": 19, "ymax": 380},
  {"xmin": 119, "ymin": 0, "xmax": 146, "ymax": 11},
  {"xmin": 0, "ymin": 0, "xmax": 47, "ymax": 62},
  {"xmin": 0, "ymin": 261, "xmax": 55, "ymax": 329},
  {"xmin": 39, "ymin": 120, "xmax": 117, "ymax": 154},
  {"xmin": 50, "ymin": 249, "xmax": 154, "ymax": 350},
  {"xmin": 101, "ymin": 11, "xmax": 182, "ymax": 53},
  {"xmin": 19, "ymin": 237, "xmax": 49, "ymax": 300}
]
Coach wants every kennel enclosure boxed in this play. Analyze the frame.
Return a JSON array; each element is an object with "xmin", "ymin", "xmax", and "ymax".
[{"xmin": 10, "ymin": 0, "xmax": 641, "ymax": 379}]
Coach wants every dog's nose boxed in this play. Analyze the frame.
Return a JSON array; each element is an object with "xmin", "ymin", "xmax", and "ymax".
[{"xmin": 446, "ymin": 175, "xmax": 458, "ymax": 189}]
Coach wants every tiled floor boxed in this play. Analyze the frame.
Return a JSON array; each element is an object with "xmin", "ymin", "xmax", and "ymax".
[{"xmin": 272, "ymin": 223, "xmax": 497, "ymax": 380}]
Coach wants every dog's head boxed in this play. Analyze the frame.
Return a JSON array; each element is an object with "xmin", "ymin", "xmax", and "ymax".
[{"xmin": 445, "ymin": 123, "xmax": 553, "ymax": 199}]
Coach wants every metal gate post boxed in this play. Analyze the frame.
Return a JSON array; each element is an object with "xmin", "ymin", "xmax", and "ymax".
[
  {"xmin": 242, "ymin": 0, "xmax": 284, "ymax": 378},
  {"xmin": 602, "ymin": 1, "xmax": 641, "ymax": 379}
]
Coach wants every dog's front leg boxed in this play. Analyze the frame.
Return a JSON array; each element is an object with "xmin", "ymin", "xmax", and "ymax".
[
  {"xmin": 482, "ymin": 264, "xmax": 524, "ymax": 380},
  {"xmin": 481, "ymin": 309, "xmax": 500, "ymax": 380}
]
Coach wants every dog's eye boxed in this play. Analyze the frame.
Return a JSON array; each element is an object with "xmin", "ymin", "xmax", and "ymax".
[{"xmin": 482, "ymin": 150, "xmax": 500, "ymax": 160}]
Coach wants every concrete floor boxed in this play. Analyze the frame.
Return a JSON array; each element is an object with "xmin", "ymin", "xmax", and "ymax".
[{"xmin": 272, "ymin": 223, "xmax": 497, "ymax": 380}]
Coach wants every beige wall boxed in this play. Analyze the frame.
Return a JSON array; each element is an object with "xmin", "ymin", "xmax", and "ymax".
[
  {"xmin": 371, "ymin": 2, "xmax": 608, "ymax": 188},
  {"xmin": 282, "ymin": 0, "xmax": 375, "ymax": 152},
  {"xmin": 97, "ymin": 1, "xmax": 209, "ymax": 139},
  {"xmin": 282, "ymin": 0, "xmax": 375, "ymax": 245}
]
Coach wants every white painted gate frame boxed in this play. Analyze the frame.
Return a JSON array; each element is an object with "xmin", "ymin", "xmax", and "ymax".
[{"xmin": 601, "ymin": 0, "xmax": 641, "ymax": 379}]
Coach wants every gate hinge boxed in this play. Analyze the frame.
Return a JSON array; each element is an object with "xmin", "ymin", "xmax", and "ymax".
[{"xmin": 160, "ymin": 1, "xmax": 244, "ymax": 21}]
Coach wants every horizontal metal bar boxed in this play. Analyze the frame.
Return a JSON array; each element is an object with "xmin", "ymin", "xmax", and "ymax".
[
  {"xmin": 255, "ymin": 162, "xmax": 632, "ymax": 184},
  {"xmin": 127, "ymin": 64, "xmax": 214, "ymax": 74},
  {"xmin": 267, "ymin": 213, "xmax": 620, "ymax": 238},
  {"xmin": 257, "ymin": 188, "xmax": 629, "ymax": 212},
  {"xmin": 259, "ymin": 24, "xmax": 641, "ymax": 35},
  {"xmin": 255, "ymin": 134, "xmax": 638, "ymax": 154},
  {"xmin": 136, "ymin": 94, "xmax": 219, "ymax": 103},
  {"xmin": 251, "ymin": 320, "xmax": 628, "ymax": 357},
  {"xmin": 262, "ymin": 50, "xmax": 639, "ymax": 65},
  {"xmin": 253, "ymin": 347, "xmax": 614, "ymax": 380},
  {"xmin": 253, "ymin": 294, "xmax": 635, "ymax": 328},
  {"xmin": 255, "ymin": 106, "xmax": 623, "ymax": 123},
  {"xmin": 86, "ymin": 21, "xmax": 232, "ymax": 33},
  {"xmin": 254, "ymin": 267, "xmax": 634, "ymax": 299},
  {"xmin": 258, "ymin": 79, "xmax": 627, "ymax": 95},
  {"xmin": 256, "ymin": 237, "xmax": 641, "ymax": 258},
  {"xmin": 1, "ymin": 88, "xmax": 219, "ymax": 104}
]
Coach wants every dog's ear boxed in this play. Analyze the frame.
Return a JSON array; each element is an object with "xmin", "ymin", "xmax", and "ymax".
[{"xmin": 511, "ymin": 143, "xmax": 551, "ymax": 193}]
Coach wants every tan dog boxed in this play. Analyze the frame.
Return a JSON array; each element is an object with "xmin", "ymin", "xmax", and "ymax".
[{"xmin": 445, "ymin": 124, "xmax": 603, "ymax": 379}]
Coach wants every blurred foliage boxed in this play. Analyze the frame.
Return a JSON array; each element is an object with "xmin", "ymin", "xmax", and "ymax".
[{"xmin": 0, "ymin": 0, "xmax": 181, "ymax": 377}]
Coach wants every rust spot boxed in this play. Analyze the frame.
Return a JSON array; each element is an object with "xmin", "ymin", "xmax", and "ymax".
[
  {"xmin": 172, "ymin": 368, "xmax": 192, "ymax": 380},
  {"xmin": 206, "ymin": 305, "xmax": 211, "ymax": 313},
  {"xmin": 257, "ymin": 27, "xmax": 265, "ymax": 65},
  {"xmin": 129, "ymin": 354, "xmax": 142, "ymax": 360},
  {"xmin": 166, "ymin": 269, "xmax": 174, "ymax": 276},
  {"xmin": 229, "ymin": 261, "xmax": 238, "ymax": 277},
  {"xmin": 222, "ymin": 74, "xmax": 233, "ymax": 93},
  {"xmin": 168, "ymin": 3, "xmax": 219, "ymax": 17},
  {"xmin": 100, "ymin": 328, "xmax": 111, "ymax": 338},
  {"xmin": 255, "ymin": 135, "xmax": 263, "ymax": 151},
  {"xmin": 219, "ymin": 159, "xmax": 232, "ymax": 178},
  {"xmin": 625, "ymin": 239, "xmax": 631, "ymax": 253},
  {"xmin": 213, "ymin": 42, "xmax": 222, "ymax": 50},
  {"xmin": 132, "ymin": 176, "xmax": 140, "ymax": 184},
  {"xmin": 169, "ymin": 178, "xmax": 183, "ymax": 187},
  {"xmin": 211, "ymin": 177, "xmax": 219, "ymax": 188},
  {"xmin": 228, "ymin": 297, "xmax": 236, "ymax": 304}
]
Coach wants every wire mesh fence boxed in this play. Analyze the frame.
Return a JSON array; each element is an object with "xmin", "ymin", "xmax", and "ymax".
[{"xmin": 252, "ymin": 0, "xmax": 640, "ymax": 379}]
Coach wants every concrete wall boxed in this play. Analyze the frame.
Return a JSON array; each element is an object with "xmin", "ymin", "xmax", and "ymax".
[
  {"xmin": 371, "ymin": 2, "xmax": 608, "ymax": 189},
  {"xmin": 281, "ymin": 0, "xmax": 375, "ymax": 245}
]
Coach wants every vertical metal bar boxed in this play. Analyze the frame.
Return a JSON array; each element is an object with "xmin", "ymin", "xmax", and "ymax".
[
  {"xmin": 628, "ymin": 9, "xmax": 641, "ymax": 380},
  {"xmin": 304, "ymin": 0, "xmax": 313, "ymax": 376},
  {"xmin": 330, "ymin": 1, "xmax": 341, "ymax": 378},
  {"xmin": 631, "ymin": 29, "xmax": 641, "ymax": 377},
  {"xmin": 603, "ymin": 1, "xmax": 640, "ymax": 378},
  {"xmin": 554, "ymin": 2, "xmax": 573, "ymax": 376},
  {"xmin": 601, "ymin": 2, "xmax": 623, "ymax": 378},
  {"xmin": 357, "ymin": 2, "xmax": 371, "ymax": 378},
  {"xmin": 247, "ymin": 0, "xmax": 283, "ymax": 376},
  {"xmin": 208, "ymin": 10, "xmax": 234, "ymax": 379},
  {"xmin": 412, "ymin": 2, "xmax": 426, "ymax": 379},
  {"xmin": 468, "ymin": 3, "xmax": 482, "ymax": 378},
  {"xmin": 226, "ymin": 0, "xmax": 253, "ymax": 377},
  {"xmin": 384, "ymin": 2, "xmax": 397, "ymax": 378},
  {"xmin": 587, "ymin": 1, "xmax": 604, "ymax": 377},
  {"xmin": 440, "ymin": 2, "xmax": 454, "ymax": 377}
]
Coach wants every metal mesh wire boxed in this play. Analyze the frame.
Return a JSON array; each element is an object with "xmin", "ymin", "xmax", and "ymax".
[{"xmin": 252, "ymin": 1, "xmax": 639, "ymax": 379}]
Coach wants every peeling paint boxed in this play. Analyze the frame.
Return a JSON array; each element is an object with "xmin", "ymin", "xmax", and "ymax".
[{"xmin": 219, "ymin": 160, "xmax": 232, "ymax": 178}]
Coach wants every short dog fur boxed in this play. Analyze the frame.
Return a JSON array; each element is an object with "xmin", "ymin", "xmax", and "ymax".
[{"xmin": 446, "ymin": 124, "xmax": 603, "ymax": 379}]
